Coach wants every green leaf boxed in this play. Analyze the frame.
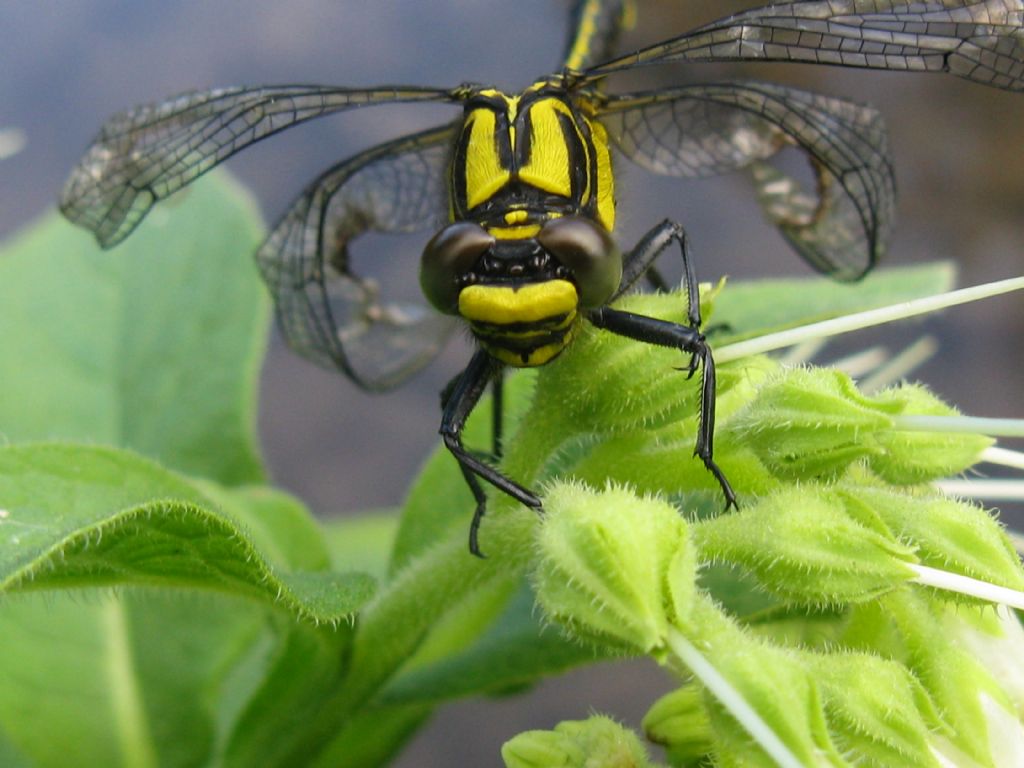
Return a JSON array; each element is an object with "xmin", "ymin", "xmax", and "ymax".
[
  {"xmin": 193, "ymin": 482, "xmax": 330, "ymax": 573},
  {"xmin": 0, "ymin": 443, "xmax": 374, "ymax": 623},
  {"xmin": 223, "ymin": 621, "xmax": 355, "ymax": 768},
  {"xmin": 0, "ymin": 730, "xmax": 32, "ymax": 768},
  {"xmin": 380, "ymin": 582, "xmax": 605, "ymax": 705},
  {"xmin": 0, "ymin": 172, "xmax": 269, "ymax": 485},
  {"xmin": 266, "ymin": 510, "xmax": 537, "ymax": 766},
  {"xmin": 0, "ymin": 590, "xmax": 267, "ymax": 768},
  {"xmin": 323, "ymin": 511, "xmax": 400, "ymax": 582},
  {"xmin": 310, "ymin": 703, "xmax": 433, "ymax": 768},
  {"xmin": 0, "ymin": 442, "xmax": 371, "ymax": 768},
  {"xmin": 389, "ymin": 438, "xmax": 476, "ymax": 574}
]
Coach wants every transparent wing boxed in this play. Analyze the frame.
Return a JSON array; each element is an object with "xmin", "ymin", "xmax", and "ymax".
[
  {"xmin": 601, "ymin": 82, "xmax": 894, "ymax": 279},
  {"xmin": 60, "ymin": 84, "xmax": 457, "ymax": 247},
  {"xmin": 257, "ymin": 123, "xmax": 459, "ymax": 392},
  {"xmin": 562, "ymin": 0, "xmax": 635, "ymax": 71},
  {"xmin": 586, "ymin": 0, "xmax": 1024, "ymax": 91}
]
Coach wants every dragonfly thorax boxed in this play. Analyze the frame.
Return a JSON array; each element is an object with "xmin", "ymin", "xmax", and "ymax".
[{"xmin": 449, "ymin": 80, "xmax": 616, "ymax": 234}]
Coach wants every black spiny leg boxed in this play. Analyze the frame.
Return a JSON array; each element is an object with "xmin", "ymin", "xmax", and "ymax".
[
  {"xmin": 592, "ymin": 219, "xmax": 737, "ymax": 508},
  {"xmin": 440, "ymin": 363, "xmax": 505, "ymax": 463},
  {"xmin": 491, "ymin": 369, "xmax": 504, "ymax": 460},
  {"xmin": 440, "ymin": 350, "xmax": 541, "ymax": 556}
]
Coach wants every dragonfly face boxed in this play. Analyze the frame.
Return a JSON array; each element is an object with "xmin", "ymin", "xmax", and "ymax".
[
  {"xmin": 421, "ymin": 78, "xmax": 621, "ymax": 367},
  {"xmin": 58, "ymin": 0, "xmax": 1024, "ymax": 554}
]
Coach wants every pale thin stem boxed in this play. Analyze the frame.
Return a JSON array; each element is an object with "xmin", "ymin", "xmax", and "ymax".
[
  {"xmin": 777, "ymin": 337, "xmax": 828, "ymax": 367},
  {"xmin": 104, "ymin": 599, "xmax": 159, "ymax": 768},
  {"xmin": 0, "ymin": 127, "xmax": 26, "ymax": 161},
  {"xmin": 935, "ymin": 479, "xmax": 1024, "ymax": 501},
  {"xmin": 666, "ymin": 627, "xmax": 805, "ymax": 768},
  {"xmin": 717, "ymin": 276, "xmax": 1024, "ymax": 363},
  {"xmin": 895, "ymin": 415, "xmax": 1024, "ymax": 438},
  {"xmin": 858, "ymin": 336, "xmax": 939, "ymax": 393},
  {"xmin": 910, "ymin": 564, "xmax": 1024, "ymax": 610},
  {"xmin": 828, "ymin": 345, "xmax": 888, "ymax": 378},
  {"xmin": 981, "ymin": 446, "xmax": 1024, "ymax": 471}
]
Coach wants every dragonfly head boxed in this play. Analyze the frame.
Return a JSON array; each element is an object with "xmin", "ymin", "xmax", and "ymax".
[
  {"xmin": 420, "ymin": 217, "xmax": 622, "ymax": 367},
  {"xmin": 421, "ymin": 217, "xmax": 621, "ymax": 314}
]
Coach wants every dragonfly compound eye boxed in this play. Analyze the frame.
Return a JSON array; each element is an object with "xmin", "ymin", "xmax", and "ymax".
[
  {"xmin": 537, "ymin": 216, "xmax": 622, "ymax": 308},
  {"xmin": 421, "ymin": 222, "xmax": 496, "ymax": 314}
]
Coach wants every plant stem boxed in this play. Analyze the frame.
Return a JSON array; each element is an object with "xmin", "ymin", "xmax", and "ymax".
[
  {"xmin": 910, "ymin": 564, "xmax": 1024, "ymax": 610},
  {"xmin": 717, "ymin": 276, "xmax": 1024, "ymax": 363},
  {"xmin": 665, "ymin": 627, "xmax": 805, "ymax": 768}
]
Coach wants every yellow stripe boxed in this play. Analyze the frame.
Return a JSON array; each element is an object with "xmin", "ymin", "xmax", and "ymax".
[
  {"xmin": 518, "ymin": 98, "xmax": 574, "ymax": 198},
  {"xmin": 564, "ymin": 0, "xmax": 601, "ymax": 71},
  {"xmin": 473, "ymin": 311, "xmax": 576, "ymax": 339},
  {"xmin": 459, "ymin": 280, "xmax": 578, "ymax": 325},
  {"xmin": 489, "ymin": 224, "xmax": 541, "ymax": 240},
  {"xmin": 489, "ymin": 340, "xmax": 571, "ymax": 368},
  {"xmin": 589, "ymin": 117, "xmax": 615, "ymax": 230},
  {"xmin": 464, "ymin": 108, "xmax": 509, "ymax": 210}
]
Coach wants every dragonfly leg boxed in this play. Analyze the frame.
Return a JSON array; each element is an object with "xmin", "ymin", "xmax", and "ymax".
[
  {"xmin": 440, "ymin": 350, "xmax": 540, "ymax": 556},
  {"xmin": 591, "ymin": 219, "xmax": 736, "ymax": 508}
]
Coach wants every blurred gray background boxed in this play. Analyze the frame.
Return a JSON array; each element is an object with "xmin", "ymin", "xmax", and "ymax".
[{"xmin": 3, "ymin": 1, "xmax": 1023, "ymax": 764}]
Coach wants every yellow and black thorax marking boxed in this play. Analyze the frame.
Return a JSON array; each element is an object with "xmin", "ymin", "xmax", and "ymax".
[
  {"xmin": 448, "ymin": 80, "xmax": 616, "ymax": 367},
  {"xmin": 450, "ymin": 80, "xmax": 615, "ymax": 234}
]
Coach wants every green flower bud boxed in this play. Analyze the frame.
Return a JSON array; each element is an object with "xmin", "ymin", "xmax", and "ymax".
[
  {"xmin": 694, "ymin": 486, "xmax": 917, "ymax": 606},
  {"xmin": 501, "ymin": 715, "xmax": 654, "ymax": 768},
  {"xmin": 927, "ymin": 606, "xmax": 1024, "ymax": 768},
  {"xmin": 839, "ymin": 486, "xmax": 1024, "ymax": 592},
  {"xmin": 569, "ymin": 356, "xmax": 782, "ymax": 499},
  {"xmin": 642, "ymin": 683, "xmax": 713, "ymax": 764},
  {"xmin": 723, "ymin": 369, "xmax": 992, "ymax": 486},
  {"xmin": 686, "ymin": 597, "xmax": 842, "ymax": 767},
  {"xmin": 724, "ymin": 367, "xmax": 892, "ymax": 481},
  {"xmin": 868, "ymin": 383, "xmax": 993, "ymax": 483},
  {"xmin": 528, "ymin": 284, "xmax": 738, "ymax": 437},
  {"xmin": 948, "ymin": 606, "xmax": 1024, "ymax": 715},
  {"xmin": 532, "ymin": 482, "xmax": 695, "ymax": 655},
  {"xmin": 844, "ymin": 591, "xmax": 1014, "ymax": 765},
  {"xmin": 802, "ymin": 651, "xmax": 942, "ymax": 767},
  {"xmin": 501, "ymin": 729, "xmax": 584, "ymax": 768}
]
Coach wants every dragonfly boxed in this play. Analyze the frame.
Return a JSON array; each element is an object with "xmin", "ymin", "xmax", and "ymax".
[{"xmin": 60, "ymin": 0, "xmax": 1024, "ymax": 555}]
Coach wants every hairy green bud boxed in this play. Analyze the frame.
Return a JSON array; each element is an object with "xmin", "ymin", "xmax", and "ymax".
[
  {"xmin": 501, "ymin": 715, "xmax": 654, "ymax": 768},
  {"xmin": 694, "ymin": 486, "xmax": 917, "ymax": 606},
  {"xmin": 532, "ymin": 482, "xmax": 695, "ymax": 655}
]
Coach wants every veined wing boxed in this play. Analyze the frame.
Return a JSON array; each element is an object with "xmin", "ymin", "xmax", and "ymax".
[
  {"xmin": 257, "ymin": 123, "xmax": 459, "ymax": 392},
  {"xmin": 562, "ymin": 0, "xmax": 635, "ymax": 71},
  {"xmin": 585, "ymin": 0, "xmax": 1024, "ymax": 91},
  {"xmin": 60, "ymin": 84, "xmax": 459, "ymax": 247},
  {"xmin": 601, "ymin": 82, "xmax": 894, "ymax": 279}
]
